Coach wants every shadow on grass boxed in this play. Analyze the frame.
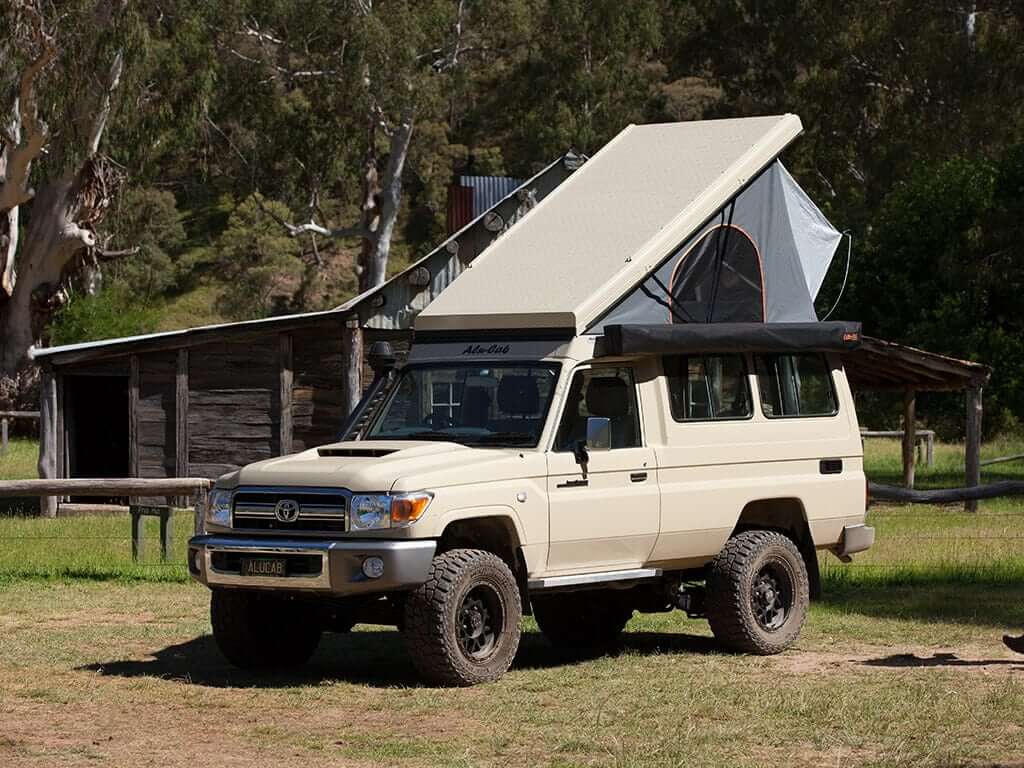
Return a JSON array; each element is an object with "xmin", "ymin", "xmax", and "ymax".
[
  {"xmin": 862, "ymin": 652, "xmax": 1024, "ymax": 669},
  {"xmin": 79, "ymin": 629, "xmax": 718, "ymax": 689},
  {"xmin": 820, "ymin": 580, "xmax": 1024, "ymax": 629}
]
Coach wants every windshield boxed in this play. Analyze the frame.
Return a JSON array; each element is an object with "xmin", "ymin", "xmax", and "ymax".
[{"xmin": 367, "ymin": 363, "xmax": 561, "ymax": 447}]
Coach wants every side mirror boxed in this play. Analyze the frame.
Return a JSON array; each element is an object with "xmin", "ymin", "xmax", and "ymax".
[{"xmin": 585, "ymin": 416, "xmax": 611, "ymax": 452}]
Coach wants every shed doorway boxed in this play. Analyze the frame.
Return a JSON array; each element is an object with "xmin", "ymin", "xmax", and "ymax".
[{"xmin": 66, "ymin": 375, "xmax": 129, "ymax": 486}]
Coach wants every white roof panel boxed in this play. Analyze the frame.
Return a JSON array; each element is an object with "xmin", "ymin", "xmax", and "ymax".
[{"xmin": 415, "ymin": 115, "xmax": 802, "ymax": 333}]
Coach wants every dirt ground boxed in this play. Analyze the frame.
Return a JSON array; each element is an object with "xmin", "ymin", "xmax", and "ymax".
[{"xmin": 2, "ymin": 581, "xmax": 1024, "ymax": 768}]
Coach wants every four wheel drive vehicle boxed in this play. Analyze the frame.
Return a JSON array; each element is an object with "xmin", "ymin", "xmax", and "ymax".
[{"xmin": 187, "ymin": 115, "xmax": 875, "ymax": 685}]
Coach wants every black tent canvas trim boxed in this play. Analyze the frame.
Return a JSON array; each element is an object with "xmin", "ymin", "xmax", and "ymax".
[{"xmin": 598, "ymin": 322, "xmax": 863, "ymax": 357}]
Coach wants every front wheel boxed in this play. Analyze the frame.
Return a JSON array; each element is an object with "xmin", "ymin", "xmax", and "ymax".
[
  {"xmin": 210, "ymin": 589, "xmax": 322, "ymax": 670},
  {"xmin": 403, "ymin": 549, "xmax": 522, "ymax": 686},
  {"xmin": 706, "ymin": 530, "xmax": 809, "ymax": 655}
]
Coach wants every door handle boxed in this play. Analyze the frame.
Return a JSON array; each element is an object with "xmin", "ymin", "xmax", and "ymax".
[
  {"xmin": 630, "ymin": 472, "xmax": 648, "ymax": 483},
  {"xmin": 556, "ymin": 479, "xmax": 589, "ymax": 488}
]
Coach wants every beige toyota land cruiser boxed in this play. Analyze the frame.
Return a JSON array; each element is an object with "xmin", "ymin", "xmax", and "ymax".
[{"xmin": 187, "ymin": 115, "xmax": 875, "ymax": 685}]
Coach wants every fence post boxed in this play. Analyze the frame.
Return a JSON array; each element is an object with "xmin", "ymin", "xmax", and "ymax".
[
  {"xmin": 965, "ymin": 386, "xmax": 983, "ymax": 513},
  {"xmin": 159, "ymin": 507, "xmax": 172, "ymax": 562},
  {"xmin": 902, "ymin": 388, "xmax": 917, "ymax": 489},
  {"xmin": 1, "ymin": 416, "xmax": 7, "ymax": 456},
  {"xmin": 131, "ymin": 508, "xmax": 144, "ymax": 562}
]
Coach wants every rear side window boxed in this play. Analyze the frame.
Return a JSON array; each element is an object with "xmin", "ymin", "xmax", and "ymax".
[
  {"xmin": 665, "ymin": 355, "xmax": 751, "ymax": 421},
  {"xmin": 755, "ymin": 354, "xmax": 837, "ymax": 418}
]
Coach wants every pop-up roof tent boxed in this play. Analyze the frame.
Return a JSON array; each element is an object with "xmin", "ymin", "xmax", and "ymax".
[{"xmin": 416, "ymin": 114, "xmax": 860, "ymax": 352}]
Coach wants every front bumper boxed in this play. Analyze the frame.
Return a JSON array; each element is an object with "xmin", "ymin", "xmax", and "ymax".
[{"xmin": 187, "ymin": 535, "xmax": 436, "ymax": 595}]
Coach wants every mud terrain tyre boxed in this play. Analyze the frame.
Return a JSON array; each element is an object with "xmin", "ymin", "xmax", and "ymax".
[
  {"xmin": 532, "ymin": 590, "xmax": 634, "ymax": 649},
  {"xmin": 210, "ymin": 589, "xmax": 322, "ymax": 670},
  {"xmin": 403, "ymin": 549, "xmax": 522, "ymax": 686},
  {"xmin": 706, "ymin": 530, "xmax": 809, "ymax": 655}
]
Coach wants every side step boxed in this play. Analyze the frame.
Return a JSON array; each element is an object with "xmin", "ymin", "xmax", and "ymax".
[{"xmin": 528, "ymin": 568, "xmax": 662, "ymax": 592}]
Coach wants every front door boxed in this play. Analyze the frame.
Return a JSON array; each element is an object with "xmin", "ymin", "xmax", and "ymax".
[{"xmin": 546, "ymin": 366, "xmax": 659, "ymax": 573}]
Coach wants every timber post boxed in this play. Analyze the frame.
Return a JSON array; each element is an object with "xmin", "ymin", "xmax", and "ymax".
[
  {"xmin": 128, "ymin": 355, "xmax": 140, "ymax": 506},
  {"xmin": 37, "ymin": 367, "xmax": 58, "ymax": 517},
  {"xmin": 175, "ymin": 349, "xmax": 189, "ymax": 507},
  {"xmin": 279, "ymin": 333, "xmax": 293, "ymax": 455},
  {"xmin": 965, "ymin": 386, "xmax": 983, "ymax": 512},
  {"xmin": 341, "ymin": 317, "xmax": 363, "ymax": 420},
  {"xmin": 902, "ymin": 388, "xmax": 916, "ymax": 489}
]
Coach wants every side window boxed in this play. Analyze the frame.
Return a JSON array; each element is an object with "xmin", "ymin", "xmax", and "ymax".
[
  {"xmin": 554, "ymin": 367, "xmax": 641, "ymax": 451},
  {"xmin": 665, "ymin": 355, "xmax": 751, "ymax": 421},
  {"xmin": 755, "ymin": 354, "xmax": 838, "ymax": 418}
]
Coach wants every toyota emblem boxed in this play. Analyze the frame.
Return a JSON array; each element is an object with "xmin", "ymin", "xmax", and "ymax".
[{"xmin": 274, "ymin": 499, "xmax": 301, "ymax": 523}]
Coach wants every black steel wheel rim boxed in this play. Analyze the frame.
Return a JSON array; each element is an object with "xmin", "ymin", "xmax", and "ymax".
[
  {"xmin": 751, "ymin": 561, "xmax": 793, "ymax": 632},
  {"xmin": 457, "ymin": 584, "xmax": 504, "ymax": 660}
]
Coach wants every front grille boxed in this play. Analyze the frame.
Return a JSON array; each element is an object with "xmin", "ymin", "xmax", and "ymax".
[{"xmin": 232, "ymin": 488, "xmax": 347, "ymax": 532}]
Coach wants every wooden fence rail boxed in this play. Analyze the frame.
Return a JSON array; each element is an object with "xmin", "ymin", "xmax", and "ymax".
[
  {"xmin": 0, "ymin": 478, "xmax": 211, "ymax": 561},
  {"xmin": 0, "ymin": 410, "xmax": 40, "ymax": 456},
  {"xmin": 869, "ymin": 480, "xmax": 1024, "ymax": 505}
]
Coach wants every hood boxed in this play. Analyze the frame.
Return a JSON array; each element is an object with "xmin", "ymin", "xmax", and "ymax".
[{"xmin": 226, "ymin": 439, "xmax": 543, "ymax": 493}]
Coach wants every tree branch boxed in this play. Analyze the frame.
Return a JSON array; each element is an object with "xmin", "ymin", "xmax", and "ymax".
[
  {"xmin": 0, "ymin": 2, "xmax": 56, "ymax": 214},
  {"xmin": 284, "ymin": 219, "xmax": 369, "ymax": 239},
  {"xmin": 86, "ymin": 50, "xmax": 124, "ymax": 157}
]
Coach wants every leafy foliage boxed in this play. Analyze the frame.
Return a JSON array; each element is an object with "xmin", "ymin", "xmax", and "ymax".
[{"xmin": 11, "ymin": 0, "xmax": 1024, "ymax": 434}]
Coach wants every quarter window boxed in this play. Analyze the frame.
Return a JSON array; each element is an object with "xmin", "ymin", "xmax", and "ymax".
[
  {"xmin": 665, "ymin": 355, "xmax": 751, "ymax": 421},
  {"xmin": 554, "ymin": 368, "xmax": 641, "ymax": 451},
  {"xmin": 755, "ymin": 354, "xmax": 838, "ymax": 418}
]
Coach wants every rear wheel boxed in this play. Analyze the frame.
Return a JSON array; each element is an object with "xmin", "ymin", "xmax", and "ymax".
[
  {"xmin": 706, "ymin": 530, "xmax": 809, "ymax": 655},
  {"xmin": 403, "ymin": 549, "xmax": 522, "ymax": 686},
  {"xmin": 532, "ymin": 590, "xmax": 634, "ymax": 649},
  {"xmin": 210, "ymin": 589, "xmax": 322, "ymax": 670}
]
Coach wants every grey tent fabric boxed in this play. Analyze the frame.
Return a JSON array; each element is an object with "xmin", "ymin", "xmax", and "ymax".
[{"xmin": 588, "ymin": 161, "xmax": 841, "ymax": 332}]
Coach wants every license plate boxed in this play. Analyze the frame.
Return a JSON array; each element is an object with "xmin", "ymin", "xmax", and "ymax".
[{"xmin": 240, "ymin": 557, "xmax": 286, "ymax": 577}]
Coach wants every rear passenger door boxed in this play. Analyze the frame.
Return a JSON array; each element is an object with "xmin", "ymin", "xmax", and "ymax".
[{"xmin": 546, "ymin": 366, "xmax": 659, "ymax": 573}]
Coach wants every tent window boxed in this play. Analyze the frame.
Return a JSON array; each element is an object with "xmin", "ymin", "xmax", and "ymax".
[
  {"xmin": 755, "ymin": 354, "xmax": 838, "ymax": 418},
  {"xmin": 665, "ymin": 355, "xmax": 751, "ymax": 421},
  {"xmin": 668, "ymin": 224, "xmax": 765, "ymax": 323}
]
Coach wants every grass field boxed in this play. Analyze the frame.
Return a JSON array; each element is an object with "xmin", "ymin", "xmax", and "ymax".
[{"xmin": 2, "ymin": 438, "xmax": 1024, "ymax": 765}]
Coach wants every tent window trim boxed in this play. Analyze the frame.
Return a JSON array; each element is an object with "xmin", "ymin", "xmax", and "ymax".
[{"xmin": 666, "ymin": 223, "xmax": 767, "ymax": 324}]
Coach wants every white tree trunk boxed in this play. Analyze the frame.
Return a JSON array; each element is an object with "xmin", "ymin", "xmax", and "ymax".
[
  {"xmin": 358, "ymin": 114, "xmax": 413, "ymax": 292},
  {"xmin": 1, "ymin": 176, "xmax": 96, "ymax": 372}
]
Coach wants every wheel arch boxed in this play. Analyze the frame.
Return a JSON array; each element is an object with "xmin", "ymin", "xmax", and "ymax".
[
  {"xmin": 731, "ymin": 497, "xmax": 821, "ymax": 600},
  {"xmin": 436, "ymin": 511, "xmax": 531, "ymax": 614}
]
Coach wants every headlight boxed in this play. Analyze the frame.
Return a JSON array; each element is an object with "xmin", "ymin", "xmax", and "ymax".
[
  {"xmin": 350, "ymin": 495, "xmax": 392, "ymax": 530},
  {"xmin": 349, "ymin": 491, "xmax": 434, "ymax": 530},
  {"xmin": 205, "ymin": 488, "xmax": 233, "ymax": 528}
]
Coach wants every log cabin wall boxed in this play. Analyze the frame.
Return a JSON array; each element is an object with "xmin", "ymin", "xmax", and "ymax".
[
  {"xmin": 137, "ymin": 352, "xmax": 177, "ymax": 481},
  {"xmin": 291, "ymin": 322, "xmax": 347, "ymax": 453},
  {"xmin": 187, "ymin": 338, "xmax": 280, "ymax": 479}
]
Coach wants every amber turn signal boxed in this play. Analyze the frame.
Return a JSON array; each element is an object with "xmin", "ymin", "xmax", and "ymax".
[{"xmin": 391, "ymin": 492, "xmax": 434, "ymax": 526}]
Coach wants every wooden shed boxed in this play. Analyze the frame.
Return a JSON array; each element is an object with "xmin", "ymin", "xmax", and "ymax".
[{"xmin": 29, "ymin": 154, "xmax": 580, "ymax": 516}]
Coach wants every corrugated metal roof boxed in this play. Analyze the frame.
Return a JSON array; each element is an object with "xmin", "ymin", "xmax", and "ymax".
[{"xmin": 460, "ymin": 176, "xmax": 524, "ymax": 217}]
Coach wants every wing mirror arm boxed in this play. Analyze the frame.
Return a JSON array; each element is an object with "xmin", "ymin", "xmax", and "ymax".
[{"xmin": 573, "ymin": 416, "xmax": 611, "ymax": 479}]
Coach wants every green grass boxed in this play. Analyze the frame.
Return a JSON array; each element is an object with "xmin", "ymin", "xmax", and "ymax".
[
  {"xmin": 0, "ymin": 437, "xmax": 39, "ymax": 481},
  {"xmin": 0, "ymin": 511, "xmax": 194, "ymax": 583},
  {"xmin": 2, "ymin": 440, "xmax": 1024, "ymax": 765}
]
